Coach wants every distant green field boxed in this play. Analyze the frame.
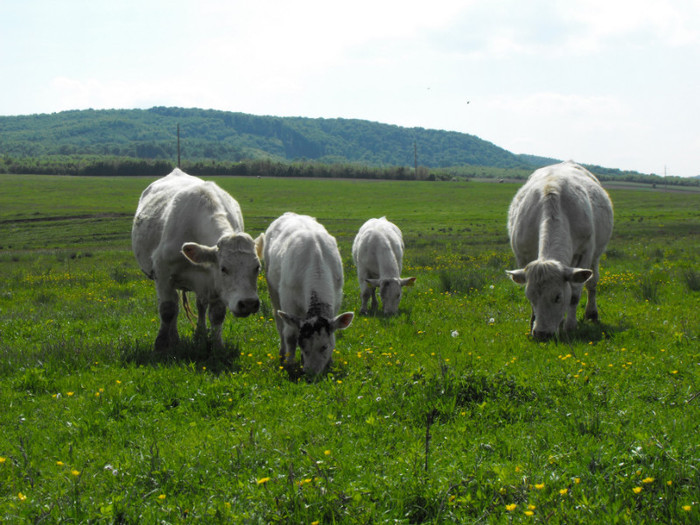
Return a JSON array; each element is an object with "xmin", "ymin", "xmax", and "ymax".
[{"xmin": 0, "ymin": 173, "xmax": 698, "ymax": 523}]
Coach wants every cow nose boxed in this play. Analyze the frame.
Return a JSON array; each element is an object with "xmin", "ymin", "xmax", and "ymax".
[
  {"xmin": 532, "ymin": 330, "xmax": 553, "ymax": 341},
  {"xmin": 234, "ymin": 298, "xmax": 259, "ymax": 317}
]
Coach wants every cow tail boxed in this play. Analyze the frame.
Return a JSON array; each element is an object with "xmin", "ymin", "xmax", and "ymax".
[{"xmin": 181, "ymin": 291, "xmax": 196, "ymax": 327}]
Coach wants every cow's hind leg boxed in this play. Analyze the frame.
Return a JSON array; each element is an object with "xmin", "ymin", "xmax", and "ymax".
[{"xmin": 208, "ymin": 299, "xmax": 227, "ymax": 349}]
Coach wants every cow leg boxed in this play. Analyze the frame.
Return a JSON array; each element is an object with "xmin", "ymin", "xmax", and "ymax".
[
  {"xmin": 156, "ymin": 299, "xmax": 179, "ymax": 351},
  {"xmin": 281, "ymin": 324, "xmax": 298, "ymax": 365},
  {"xmin": 370, "ymin": 288, "xmax": 379, "ymax": 313},
  {"xmin": 565, "ymin": 285, "xmax": 583, "ymax": 332},
  {"xmin": 359, "ymin": 281, "xmax": 373, "ymax": 314},
  {"xmin": 208, "ymin": 299, "xmax": 227, "ymax": 349},
  {"xmin": 584, "ymin": 261, "xmax": 600, "ymax": 322},
  {"xmin": 195, "ymin": 296, "xmax": 208, "ymax": 338}
]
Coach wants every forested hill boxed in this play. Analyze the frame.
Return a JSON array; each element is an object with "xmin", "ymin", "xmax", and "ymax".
[{"xmin": 0, "ymin": 107, "xmax": 553, "ymax": 170}]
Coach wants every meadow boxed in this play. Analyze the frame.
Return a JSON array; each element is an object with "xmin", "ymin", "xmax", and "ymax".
[{"xmin": 0, "ymin": 173, "xmax": 698, "ymax": 524}]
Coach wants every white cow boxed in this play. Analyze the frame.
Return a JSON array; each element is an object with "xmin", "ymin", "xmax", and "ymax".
[
  {"xmin": 352, "ymin": 217, "xmax": 416, "ymax": 315},
  {"xmin": 507, "ymin": 161, "xmax": 613, "ymax": 340},
  {"xmin": 132, "ymin": 168, "xmax": 261, "ymax": 350},
  {"xmin": 255, "ymin": 212, "xmax": 354, "ymax": 375}
]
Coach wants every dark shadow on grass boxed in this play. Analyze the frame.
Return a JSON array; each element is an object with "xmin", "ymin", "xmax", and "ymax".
[
  {"xmin": 119, "ymin": 337, "xmax": 243, "ymax": 375},
  {"xmin": 530, "ymin": 319, "xmax": 626, "ymax": 345}
]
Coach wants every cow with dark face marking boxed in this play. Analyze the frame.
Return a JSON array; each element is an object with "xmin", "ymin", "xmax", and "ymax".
[
  {"xmin": 507, "ymin": 161, "xmax": 613, "ymax": 340},
  {"xmin": 132, "ymin": 169, "xmax": 261, "ymax": 351},
  {"xmin": 255, "ymin": 213, "xmax": 354, "ymax": 375}
]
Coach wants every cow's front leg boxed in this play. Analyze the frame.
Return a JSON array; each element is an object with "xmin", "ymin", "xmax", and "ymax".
[
  {"xmin": 281, "ymin": 324, "xmax": 298, "ymax": 366},
  {"xmin": 369, "ymin": 288, "xmax": 379, "ymax": 313},
  {"xmin": 359, "ymin": 282, "xmax": 373, "ymax": 314},
  {"xmin": 156, "ymin": 299, "xmax": 179, "ymax": 351},
  {"xmin": 584, "ymin": 265, "xmax": 600, "ymax": 322},
  {"xmin": 193, "ymin": 296, "xmax": 208, "ymax": 339},
  {"xmin": 208, "ymin": 299, "xmax": 227, "ymax": 349},
  {"xmin": 565, "ymin": 287, "xmax": 582, "ymax": 332}
]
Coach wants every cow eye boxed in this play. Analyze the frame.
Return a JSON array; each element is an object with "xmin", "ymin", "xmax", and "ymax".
[{"xmin": 221, "ymin": 266, "xmax": 229, "ymax": 275}]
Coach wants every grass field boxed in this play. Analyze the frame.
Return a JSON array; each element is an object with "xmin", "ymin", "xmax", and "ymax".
[{"xmin": 0, "ymin": 173, "xmax": 698, "ymax": 523}]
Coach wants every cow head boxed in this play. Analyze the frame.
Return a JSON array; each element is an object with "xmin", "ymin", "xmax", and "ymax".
[
  {"xmin": 507, "ymin": 260, "xmax": 591, "ymax": 340},
  {"xmin": 366, "ymin": 277, "xmax": 416, "ymax": 315},
  {"xmin": 278, "ymin": 311, "xmax": 354, "ymax": 375},
  {"xmin": 181, "ymin": 233, "xmax": 261, "ymax": 317}
]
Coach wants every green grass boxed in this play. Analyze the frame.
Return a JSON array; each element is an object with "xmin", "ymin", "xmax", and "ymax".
[{"xmin": 0, "ymin": 174, "xmax": 698, "ymax": 523}]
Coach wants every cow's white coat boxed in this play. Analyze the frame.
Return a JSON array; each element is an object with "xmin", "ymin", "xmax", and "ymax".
[
  {"xmin": 132, "ymin": 168, "xmax": 260, "ymax": 350},
  {"xmin": 507, "ymin": 161, "xmax": 613, "ymax": 339},
  {"xmin": 256, "ymin": 212, "xmax": 353, "ymax": 375},
  {"xmin": 352, "ymin": 217, "xmax": 416, "ymax": 315}
]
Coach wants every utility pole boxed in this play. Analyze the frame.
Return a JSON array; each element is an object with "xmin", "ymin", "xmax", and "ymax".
[
  {"xmin": 177, "ymin": 124, "xmax": 181, "ymax": 168},
  {"xmin": 414, "ymin": 141, "xmax": 418, "ymax": 174}
]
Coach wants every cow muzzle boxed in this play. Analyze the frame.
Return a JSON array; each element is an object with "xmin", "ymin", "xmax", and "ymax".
[
  {"xmin": 231, "ymin": 297, "xmax": 260, "ymax": 317},
  {"xmin": 532, "ymin": 329, "xmax": 555, "ymax": 341}
]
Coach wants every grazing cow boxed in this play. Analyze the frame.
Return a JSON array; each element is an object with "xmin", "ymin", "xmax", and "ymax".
[
  {"xmin": 507, "ymin": 161, "xmax": 613, "ymax": 340},
  {"xmin": 132, "ymin": 168, "xmax": 260, "ymax": 350},
  {"xmin": 352, "ymin": 217, "xmax": 416, "ymax": 315},
  {"xmin": 255, "ymin": 212, "xmax": 354, "ymax": 375}
]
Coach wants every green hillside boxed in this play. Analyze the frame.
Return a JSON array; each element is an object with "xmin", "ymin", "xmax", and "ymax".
[
  {"xmin": 2, "ymin": 107, "xmax": 695, "ymax": 187},
  {"xmin": 0, "ymin": 107, "xmax": 549, "ymax": 169}
]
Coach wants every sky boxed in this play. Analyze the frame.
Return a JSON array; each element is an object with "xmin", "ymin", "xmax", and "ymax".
[{"xmin": 1, "ymin": 0, "xmax": 699, "ymax": 177}]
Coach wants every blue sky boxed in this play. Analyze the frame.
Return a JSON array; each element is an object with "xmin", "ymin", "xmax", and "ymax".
[{"xmin": 1, "ymin": 0, "xmax": 698, "ymax": 176}]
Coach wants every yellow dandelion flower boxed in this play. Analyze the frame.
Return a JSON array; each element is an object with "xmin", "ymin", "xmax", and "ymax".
[
  {"xmin": 71, "ymin": 470, "xmax": 80, "ymax": 477},
  {"xmin": 559, "ymin": 488, "xmax": 568, "ymax": 496},
  {"xmin": 18, "ymin": 492, "xmax": 27, "ymax": 502},
  {"xmin": 158, "ymin": 494, "xmax": 166, "ymax": 500},
  {"xmin": 667, "ymin": 481, "xmax": 672, "ymax": 486},
  {"xmin": 633, "ymin": 487, "xmax": 643, "ymax": 494},
  {"xmin": 67, "ymin": 392, "xmax": 74, "ymax": 397},
  {"xmin": 642, "ymin": 477, "xmax": 654, "ymax": 484},
  {"xmin": 505, "ymin": 503, "xmax": 517, "ymax": 511},
  {"xmin": 528, "ymin": 504, "xmax": 536, "ymax": 510},
  {"xmin": 324, "ymin": 450, "xmax": 331, "ymax": 456},
  {"xmin": 524, "ymin": 510, "xmax": 534, "ymax": 516},
  {"xmin": 682, "ymin": 505, "xmax": 692, "ymax": 512},
  {"xmin": 257, "ymin": 477, "xmax": 271, "ymax": 485},
  {"xmin": 574, "ymin": 477, "xmax": 581, "ymax": 484},
  {"xmin": 56, "ymin": 461, "xmax": 64, "ymax": 466},
  {"xmin": 0, "ymin": 457, "xmax": 6, "ymax": 464},
  {"xmin": 535, "ymin": 483, "xmax": 545, "ymax": 490}
]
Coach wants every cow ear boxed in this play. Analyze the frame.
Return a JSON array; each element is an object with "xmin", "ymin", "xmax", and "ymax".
[
  {"xmin": 400, "ymin": 277, "xmax": 417, "ymax": 287},
  {"xmin": 182, "ymin": 242, "xmax": 218, "ymax": 265},
  {"xmin": 331, "ymin": 312, "xmax": 354, "ymax": 332},
  {"xmin": 568, "ymin": 268, "xmax": 593, "ymax": 284},
  {"xmin": 278, "ymin": 311, "xmax": 301, "ymax": 329},
  {"xmin": 507, "ymin": 269, "xmax": 527, "ymax": 285},
  {"xmin": 365, "ymin": 279, "xmax": 381, "ymax": 288},
  {"xmin": 254, "ymin": 233, "xmax": 265, "ymax": 261}
]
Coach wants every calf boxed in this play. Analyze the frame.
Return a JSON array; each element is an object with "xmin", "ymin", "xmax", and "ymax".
[
  {"xmin": 352, "ymin": 217, "xmax": 416, "ymax": 315},
  {"xmin": 256, "ymin": 212, "xmax": 353, "ymax": 375},
  {"xmin": 132, "ymin": 168, "xmax": 260, "ymax": 350},
  {"xmin": 507, "ymin": 161, "xmax": 613, "ymax": 340}
]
